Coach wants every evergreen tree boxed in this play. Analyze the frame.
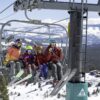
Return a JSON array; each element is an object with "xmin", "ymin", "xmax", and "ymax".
[{"xmin": 0, "ymin": 72, "xmax": 9, "ymax": 100}]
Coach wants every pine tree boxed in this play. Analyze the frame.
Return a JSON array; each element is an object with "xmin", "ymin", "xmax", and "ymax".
[{"xmin": 0, "ymin": 72, "xmax": 9, "ymax": 100}]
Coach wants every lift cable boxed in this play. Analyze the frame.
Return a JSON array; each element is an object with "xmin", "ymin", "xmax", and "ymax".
[{"xmin": 0, "ymin": 2, "xmax": 14, "ymax": 15}]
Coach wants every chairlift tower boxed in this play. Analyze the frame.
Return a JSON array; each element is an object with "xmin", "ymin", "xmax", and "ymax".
[{"xmin": 6, "ymin": 0, "xmax": 100, "ymax": 100}]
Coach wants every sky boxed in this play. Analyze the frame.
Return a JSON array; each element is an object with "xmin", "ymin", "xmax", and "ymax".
[{"xmin": 0, "ymin": 0, "xmax": 100, "ymax": 24}]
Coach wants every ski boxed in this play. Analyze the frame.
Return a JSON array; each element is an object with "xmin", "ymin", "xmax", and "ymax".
[
  {"xmin": 54, "ymin": 68, "xmax": 71, "ymax": 87},
  {"xmin": 8, "ymin": 69, "xmax": 24, "ymax": 86},
  {"xmin": 26, "ymin": 68, "xmax": 71, "ymax": 94},
  {"xmin": 26, "ymin": 78, "xmax": 53, "ymax": 94},
  {"xmin": 13, "ymin": 73, "xmax": 32, "ymax": 85},
  {"xmin": 13, "ymin": 70, "xmax": 40, "ymax": 86},
  {"xmin": 26, "ymin": 88, "xmax": 38, "ymax": 94},
  {"xmin": 50, "ymin": 68, "xmax": 77, "ymax": 96}
]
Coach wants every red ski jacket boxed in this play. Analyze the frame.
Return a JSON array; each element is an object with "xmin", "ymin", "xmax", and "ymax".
[
  {"xmin": 45, "ymin": 45, "xmax": 63, "ymax": 63},
  {"xmin": 34, "ymin": 53, "xmax": 46, "ymax": 66}
]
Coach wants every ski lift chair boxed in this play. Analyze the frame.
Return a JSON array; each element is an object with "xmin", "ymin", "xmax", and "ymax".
[{"xmin": 0, "ymin": 19, "xmax": 68, "ymax": 82}]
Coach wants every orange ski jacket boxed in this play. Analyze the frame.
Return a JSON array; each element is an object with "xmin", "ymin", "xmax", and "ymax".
[{"xmin": 5, "ymin": 45, "xmax": 21, "ymax": 62}]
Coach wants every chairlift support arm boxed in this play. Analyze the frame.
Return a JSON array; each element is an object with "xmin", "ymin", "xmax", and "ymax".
[{"xmin": 13, "ymin": 1, "xmax": 100, "ymax": 12}]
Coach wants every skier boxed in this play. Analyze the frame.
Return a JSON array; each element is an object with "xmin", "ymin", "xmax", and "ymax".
[
  {"xmin": 34, "ymin": 45, "xmax": 48, "ymax": 79},
  {"xmin": 20, "ymin": 45, "xmax": 36, "ymax": 77},
  {"xmin": 4, "ymin": 39, "xmax": 22, "ymax": 80},
  {"xmin": 19, "ymin": 45, "xmax": 38, "ymax": 85},
  {"xmin": 45, "ymin": 40, "xmax": 63, "ymax": 85}
]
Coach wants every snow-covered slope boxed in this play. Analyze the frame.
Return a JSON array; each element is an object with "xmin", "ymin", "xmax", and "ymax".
[{"xmin": 8, "ymin": 70, "xmax": 100, "ymax": 100}]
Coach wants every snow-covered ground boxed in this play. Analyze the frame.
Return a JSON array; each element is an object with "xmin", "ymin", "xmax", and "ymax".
[{"xmin": 8, "ymin": 71, "xmax": 100, "ymax": 100}]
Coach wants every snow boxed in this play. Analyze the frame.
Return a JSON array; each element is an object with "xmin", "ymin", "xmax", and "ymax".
[
  {"xmin": 8, "ymin": 83, "xmax": 64, "ymax": 100},
  {"xmin": 89, "ymin": 95, "xmax": 100, "ymax": 100},
  {"xmin": 8, "ymin": 71, "xmax": 100, "ymax": 100}
]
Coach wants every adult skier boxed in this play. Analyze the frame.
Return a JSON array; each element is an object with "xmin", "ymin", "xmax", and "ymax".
[
  {"xmin": 34, "ymin": 45, "xmax": 48, "ymax": 79},
  {"xmin": 45, "ymin": 40, "xmax": 63, "ymax": 85},
  {"xmin": 4, "ymin": 39, "xmax": 22, "ymax": 80}
]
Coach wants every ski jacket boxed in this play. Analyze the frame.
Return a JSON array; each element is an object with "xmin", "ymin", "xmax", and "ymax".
[
  {"xmin": 5, "ymin": 45, "xmax": 21, "ymax": 63},
  {"xmin": 44, "ymin": 45, "xmax": 52, "ymax": 62},
  {"xmin": 20, "ymin": 52, "xmax": 35, "ymax": 65},
  {"xmin": 45, "ymin": 45, "xmax": 63, "ymax": 63},
  {"xmin": 34, "ymin": 53, "xmax": 46, "ymax": 66}
]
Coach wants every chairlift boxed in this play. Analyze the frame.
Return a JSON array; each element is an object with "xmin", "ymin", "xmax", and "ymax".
[{"xmin": 0, "ymin": 19, "xmax": 68, "ymax": 69}]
